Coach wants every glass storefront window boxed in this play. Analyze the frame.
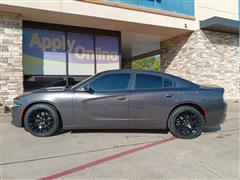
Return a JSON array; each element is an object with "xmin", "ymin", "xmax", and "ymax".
[
  {"xmin": 23, "ymin": 23, "xmax": 121, "ymax": 90},
  {"xmin": 95, "ymin": 35, "xmax": 120, "ymax": 73},
  {"xmin": 67, "ymin": 32, "xmax": 95, "ymax": 75},
  {"xmin": 23, "ymin": 28, "xmax": 66, "ymax": 75}
]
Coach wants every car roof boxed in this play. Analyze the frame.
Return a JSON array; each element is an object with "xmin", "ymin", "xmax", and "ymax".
[
  {"xmin": 100, "ymin": 69, "xmax": 199, "ymax": 87},
  {"xmin": 100, "ymin": 69, "xmax": 178, "ymax": 79},
  {"xmin": 101, "ymin": 69, "xmax": 167, "ymax": 75}
]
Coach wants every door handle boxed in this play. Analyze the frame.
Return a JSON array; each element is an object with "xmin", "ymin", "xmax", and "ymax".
[
  {"xmin": 118, "ymin": 97, "xmax": 127, "ymax": 101},
  {"xmin": 165, "ymin": 94, "xmax": 172, "ymax": 98}
]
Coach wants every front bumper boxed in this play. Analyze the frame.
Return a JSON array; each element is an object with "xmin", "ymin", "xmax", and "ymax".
[{"xmin": 11, "ymin": 105, "xmax": 24, "ymax": 127}]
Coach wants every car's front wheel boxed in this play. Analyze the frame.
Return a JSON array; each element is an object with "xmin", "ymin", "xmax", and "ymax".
[
  {"xmin": 168, "ymin": 106, "xmax": 204, "ymax": 139},
  {"xmin": 24, "ymin": 104, "xmax": 60, "ymax": 137}
]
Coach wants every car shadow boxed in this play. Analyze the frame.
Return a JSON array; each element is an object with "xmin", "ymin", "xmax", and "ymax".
[
  {"xmin": 56, "ymin": 126, "xmax": 221, "ymax": 136},
  {"xmin": 56, "ymin": 129, "xmax": 169, "ymax": 135},
  {"xmin": 203, "ymin": 125, "xmax": 221, "ymax": 133}
]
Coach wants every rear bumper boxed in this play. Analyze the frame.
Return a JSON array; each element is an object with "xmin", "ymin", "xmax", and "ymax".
[
  {"xmin": 204, "ymin": 101, "xmax": 227, "ymax": 127},
  {"xmin": 11, "ymin": 105, "xmax": 24, "ymax": 127}
]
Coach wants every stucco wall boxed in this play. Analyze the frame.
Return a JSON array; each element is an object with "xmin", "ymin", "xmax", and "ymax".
[
  {"xmin": 160, "ymin": 30, "xmax": 240, "ymax": 100},
  {"xmin": 0, "ymin": 12, "xmax": 23, "ymax": 109},
  {"xmin": 1, "ymin": 0, "xmax": 196, "ymax": 31}
]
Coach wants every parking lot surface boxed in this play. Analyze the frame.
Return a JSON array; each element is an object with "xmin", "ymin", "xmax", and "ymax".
[{"xmin": 1, "ymin": 102, "xmax": 239, "ymax": 179}]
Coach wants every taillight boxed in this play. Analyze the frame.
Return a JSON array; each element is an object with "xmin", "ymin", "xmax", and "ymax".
[{"xmin": 203, "ymin": 108, "xmax": 208, "ymax": 117}]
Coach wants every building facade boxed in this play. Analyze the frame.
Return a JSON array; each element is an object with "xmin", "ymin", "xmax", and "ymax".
[{"xmin": 0, "ymin": 0, "xmax": 239, "ymax": 111}]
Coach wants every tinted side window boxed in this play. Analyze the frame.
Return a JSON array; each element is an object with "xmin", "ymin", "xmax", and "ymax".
[
  {"xmin": 135, "ymin": 74, "xmax": 162, "ymax": 89},
  {"xmin": 91, "ymin": 74, "xmax": 130, "ymax": 91},
  {"xmin": 164, "ymin": 78, "xmax": 173, "ymax": 88}
]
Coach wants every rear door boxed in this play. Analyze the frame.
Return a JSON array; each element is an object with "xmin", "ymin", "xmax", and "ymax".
[{"xmin": 129, "ymin": 73, "xmax": 178, "ymax": 128}]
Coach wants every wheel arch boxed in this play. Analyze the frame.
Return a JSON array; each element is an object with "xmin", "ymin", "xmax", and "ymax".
[
  {"xmin": 21, "ymin": 102, "xmax": 63, "ymax": 128},
  {"xmin": 167, "ymin": 103, "xmax": 206, "ymax": 128}
]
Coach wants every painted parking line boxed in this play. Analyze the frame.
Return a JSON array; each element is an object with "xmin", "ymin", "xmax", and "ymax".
[{"xmin": 39, "ymin": 136, "xmax": 176, "ymax": 180}]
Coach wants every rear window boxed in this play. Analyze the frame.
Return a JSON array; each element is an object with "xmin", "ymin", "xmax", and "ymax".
[
  {"xmin": 163, "ymin": 78, "xmax": 173, "ymax": 88},
  {"xmin": 135, "ymin": 74, "xmax": 163, "ymax": 90}
]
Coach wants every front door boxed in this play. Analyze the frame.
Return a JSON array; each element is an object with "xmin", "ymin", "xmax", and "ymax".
[{"xmin": 74, "ymin": 73, "xmax": 131, "ymax": 126}]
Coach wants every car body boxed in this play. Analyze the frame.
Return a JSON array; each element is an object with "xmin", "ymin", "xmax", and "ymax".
[{"xmin": 11, "ymin": 70, "xmax": 227, "ymax": 138}]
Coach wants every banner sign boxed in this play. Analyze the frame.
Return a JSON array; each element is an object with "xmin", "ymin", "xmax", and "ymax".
[{"xmin": 23, "ymin": 27, "xmax": 120, "ymax": 75}]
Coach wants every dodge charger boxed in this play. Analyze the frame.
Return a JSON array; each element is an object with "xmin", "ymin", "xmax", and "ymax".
[{"xmin": 12, "ymin": 70, "xmax": 227, "ymax": 139}]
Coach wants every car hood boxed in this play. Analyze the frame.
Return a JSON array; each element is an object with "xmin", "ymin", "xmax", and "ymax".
[
  {"xmin": 16, "ymin": 86, "xmax": 67, "ymax": 98},
  {"xmin": 32, "ymin": 86, "xmax": 67, "ymax": 92}
]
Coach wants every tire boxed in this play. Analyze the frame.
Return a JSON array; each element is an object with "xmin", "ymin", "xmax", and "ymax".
[
  {"xmin": 168, "ymin": 106, "xmax": 204, "ymax": 139},
  {"xmin": 24, "ymin": 104, "xmax": 60, "ymax": 137}
]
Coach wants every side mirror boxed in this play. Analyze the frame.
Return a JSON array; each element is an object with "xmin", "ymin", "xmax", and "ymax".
[{"xmin": 83, "ymin": 84, "xmax": 92, "ymax": 93}]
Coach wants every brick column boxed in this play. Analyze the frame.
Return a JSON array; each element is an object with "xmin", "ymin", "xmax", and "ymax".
[
  {"xmin": 0, "ymin": 12, "xmax": 23, "ymax": 110},
  {"xmin": 160, "ymin": 30, "xmax": 240, "ymax": 100}
]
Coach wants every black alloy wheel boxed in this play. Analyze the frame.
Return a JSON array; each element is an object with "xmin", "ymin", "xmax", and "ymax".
[
  {"xmin": 27, "ymin": 109, "xmax": 54, "ymax": 133},
  {"xmin": 24, "ymin": 104, "xmax": 60, "ymax": 137},
  {"xmin": 168, "ymin": 106, "xmax": 204, "ymax": 139}
]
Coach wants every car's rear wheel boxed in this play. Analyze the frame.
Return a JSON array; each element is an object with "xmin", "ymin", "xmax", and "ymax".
[
  {"xmin": 24, "ymin": 104, "xmax": 60, "ymax": 137},
  {"xmin": 168, "ymin": 106, "xmax": 204, "ymax": 139}
]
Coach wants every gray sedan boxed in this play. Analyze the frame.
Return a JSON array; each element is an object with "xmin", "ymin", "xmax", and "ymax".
[{"xmin": 11, "ymin": 70, "xmax": 227, "ymax": 139}]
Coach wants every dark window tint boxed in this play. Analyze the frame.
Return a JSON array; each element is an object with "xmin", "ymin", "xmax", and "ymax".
[
  {"xmin": 135, "ymin": 74, "xmax": 162, "ymax": 89},
  {"xmin": 164, "ymin": 78, "xmax": 173, "ymax": 88},
  {"xmin": 91, "ymin": 74, "xmax": 130, "ymax": 91}
]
